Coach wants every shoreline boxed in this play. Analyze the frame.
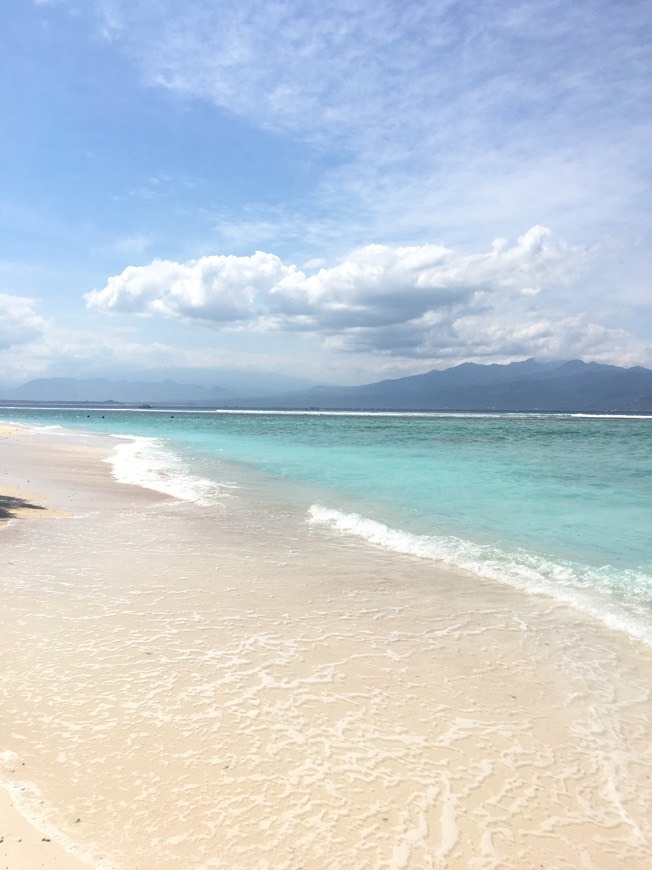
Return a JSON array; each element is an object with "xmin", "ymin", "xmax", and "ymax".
[
  {"xmin": 0, "ymin": 428, "xmax": 79, "ymax": 867},
  {"xmin": 0, "ymin": 425, "xmax": 63, "ymax": 528},
  {"xmin": 0, "ymin": 424, "xmax": 166, "ymax": 868},
  {"xmin": 0, "ymin": 786, "xmax": 91, "ymax": 869},
  {"xmin": 0, "ymin": 484, "xmax": 69, "ymax": 527},
  {"xmin": 1, "ymin": 422, "xmax": 651, "ymax": 868}
]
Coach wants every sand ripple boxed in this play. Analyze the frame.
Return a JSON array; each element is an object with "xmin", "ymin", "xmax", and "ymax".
[{"xmin": 1, "ymin": 500, "xmax": 652, "ymax": 868}]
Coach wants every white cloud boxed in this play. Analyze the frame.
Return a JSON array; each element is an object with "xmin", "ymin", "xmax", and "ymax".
[
  {"xmin": 18, "ymin": 0, "xmax": 650, "ymax": 379},
  {"xmin": 86, "ymin": 251, "xmax": 296, "ymax": 320},
  {"xmin": 75, "ymin": 0, "xmax": 651, "ymax": 293},
  {"xmin": 96, "ymin": 1, "xmax": 651, "ymax": 153},
  {"xmin": 84, "ymin": 225, "xmax": 647, "ymax": 367},
  {"xmin": 87, "ymin": 227, "xmax": 581, "ymax": 325},
  {"xmin": 0, "ymin": 293, "xmax": 47, "ymax": 349}
]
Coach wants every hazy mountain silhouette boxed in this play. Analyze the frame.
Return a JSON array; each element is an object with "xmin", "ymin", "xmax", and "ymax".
[
  {"xmin": 3, "ymin": 377, "xmax": 233, "ymax": 403},
  {"xmin": 266, "ymin": 359, "xmax": 652, "ymax": 412},
  {"xmin": 2, "ymin": 360, "xmax": 652, "ymax": 412}
]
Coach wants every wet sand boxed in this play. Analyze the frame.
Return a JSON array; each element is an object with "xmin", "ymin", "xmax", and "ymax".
[
  {"xmin": 1, "ymin": 788, "xmax": 89, "ymax": 869},
  {"xmin": 1, "ymin": 424, "xmax": 652, "ymax": 868},
  {"xmin": 1, "ymin": 424, "xmax": 166, "ymax": 868}
]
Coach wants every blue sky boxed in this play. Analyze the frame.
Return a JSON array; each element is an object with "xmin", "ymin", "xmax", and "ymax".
[{"xmin": 1, "ymin": 0, "xmax": 651, "ymax": 387}]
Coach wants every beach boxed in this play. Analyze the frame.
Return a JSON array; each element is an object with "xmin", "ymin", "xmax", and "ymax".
[{"xmin": 1, "ymin": 422, "xmax": 652, "ymax": 868}]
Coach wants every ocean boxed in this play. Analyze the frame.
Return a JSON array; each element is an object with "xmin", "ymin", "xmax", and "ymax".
[{"xmin": 3, "ymin": 407, "xmax": 651, "ymax": 646}]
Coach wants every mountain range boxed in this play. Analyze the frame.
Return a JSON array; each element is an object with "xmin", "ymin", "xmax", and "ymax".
[
  {"xmin": 1, "ymin": 377, "xmax": 233, "ymax": 404},
  {"xmin": 2, "ymin": 359, "xmax": 652, "ymax": 412},
  {"xmin": 289, "ymin": 359, "xmax": 652, "ymax": 412}
]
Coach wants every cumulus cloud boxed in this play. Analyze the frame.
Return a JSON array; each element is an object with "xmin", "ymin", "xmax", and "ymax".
[
  {"xmin": 84, "ymin": 226, "xmax": 629, "ymax": 364},
  {"xmin": 0, "ymin": 293, "xmax": 47, "ymax": 349},
  {"xmin": 87, "ymin": 226, "xmax": 580, "ymax": 326},
  {"xmin": 86, "ymin": 251, "xmax": 296, "ymax": 321}
]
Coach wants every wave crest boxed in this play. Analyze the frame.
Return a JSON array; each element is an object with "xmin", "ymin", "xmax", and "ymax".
[
  {"xmin": 308, "ymin": 504, "xmax": 652, "ymax": 646},
  {"xmin": 106, "ymin": 436, "xmax": 227, "ymax": 504}
]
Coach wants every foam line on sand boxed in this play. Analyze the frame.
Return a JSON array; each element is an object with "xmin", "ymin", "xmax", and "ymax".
[{"xmin": 1, "ymin": 786, "xmax": 90, "ymax": 868}]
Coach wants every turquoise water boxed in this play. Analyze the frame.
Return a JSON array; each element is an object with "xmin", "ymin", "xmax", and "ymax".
[{"xmin": 3, "ymin": 407, "xmax": 652, "ymax": 642}]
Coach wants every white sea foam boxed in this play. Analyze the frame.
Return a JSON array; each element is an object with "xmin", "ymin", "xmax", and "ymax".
[
  {"xmin": 106, "ymin": 436, "xmax": 228, "ymax": 504},
  {"xmin": 2, "ymin": 406, "xmax": 565, "ymax": 418},
  {"xmin": 308, "ymin": 505, "xmax": 652, "ymax": 646}
]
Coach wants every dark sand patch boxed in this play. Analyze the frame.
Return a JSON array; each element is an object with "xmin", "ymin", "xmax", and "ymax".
[{"xmin": 0, "ymin": 493, "xmax": 47, "ymax": 520}]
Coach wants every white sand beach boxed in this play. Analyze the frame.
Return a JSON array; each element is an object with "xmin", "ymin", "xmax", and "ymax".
[
  {"xmin": 1, "ymin": 423, "xmax": 652, "ymax": 868},
  {"xmin": 0, "ymin": 787, "xmax": 90, "ymax": 869}
]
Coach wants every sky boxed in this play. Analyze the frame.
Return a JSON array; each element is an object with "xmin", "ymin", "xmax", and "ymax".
[{"xmin": 1, "ymin": 0, "xmax": 651, "ymax": 388}]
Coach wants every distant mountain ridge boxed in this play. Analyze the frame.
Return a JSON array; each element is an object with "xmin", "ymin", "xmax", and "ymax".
[
  {"xmin": 290, "ymin": 359, "xmax": 652, "ymax": 412},
  {"xmin": 2, "ymin": 360, "xmax": 652, "ymax": 412},
  {"xmin": 2, "ymin": 377, "xmax": 233, "ymax": 404},
  {"xmin": 287, "ymin": 359, "xmax": 652, "ymax": 412}
]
